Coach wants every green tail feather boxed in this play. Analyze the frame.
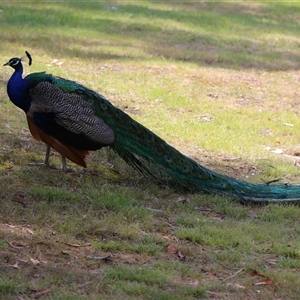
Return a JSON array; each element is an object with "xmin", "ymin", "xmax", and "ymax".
[
  {"xmin": 29, "ymin": 73, "xmax": 300, "ymax": 203},
  {"xmin": 79, "ymin": 82, "xmax": 300, "ymax": 203}
]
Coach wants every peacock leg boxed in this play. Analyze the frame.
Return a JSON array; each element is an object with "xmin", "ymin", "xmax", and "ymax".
[
  {"xmin": 44, "ymin": 145, "xmax": 51, "ymax": 167},
  {"xmin": 44, "ymin": 145, "xmax": 67, "ymax": 171},
  {"xmin": 61, "ymin": 156, "xmax": 67, "ymax": 172}
]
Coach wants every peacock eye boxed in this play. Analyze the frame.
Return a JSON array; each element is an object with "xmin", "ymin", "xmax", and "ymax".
[
  {"xmin": 11, "ymin": 59, "xmax": 19, "ymax": 66},
  {"xmin": 164, "ymin": 155, "xmax": 172, "ymax": 163},
  {"xmin": 101, "ymin": 103, "xmax": 107, "ymax": 110},
  {"xmin": 180, "ymin": 165, "xmax": 190, "ymax": 173}
]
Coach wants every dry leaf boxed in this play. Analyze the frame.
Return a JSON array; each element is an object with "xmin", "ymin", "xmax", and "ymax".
[
  {"xmin": 12, "ymin": 261, "xmax": 20, "ymax": 269},
  {"xmin": 12, "ymin": 194, "xmax": 28, "ymax": 207},
  {"xmin": 206, "ymin": 291, "xmax": 220, "ymax": 297},
  {"xmin": 6, "ymin": 224, "xmax": 17, "ymax": 228},
  {"xmin": 271, "ymin": 148, "xmax": 283, "ymax": 154},
  {"xmin": 78, "ymin": 281, "xmax": 93, "ymax": 288},
  {"xmin": 251, "ymin": 269, "xmax": 273, "ymax": 286},
  {"xmin": 30, "ymin": 258, "xmax": 40, "ymax": 265},
  {"xmin": 177, "ymin": 250, "xmax": 186, "ymax": 260},
  {"xmin": 176, "ymin": 196, "xmax": 187, "ymax": 203},
  {"xmin": 8, "ymin": 241, "xmax": 27, "ymax": 249},
  {"xmin": 160, "ymin": 234, "xmax": 174, "ymax": 240},
  {"xmin": 24, "ymin": 227, "xmax": 34, "ymax": 235},
  {"xmin": 13, "ymin": 194, "xmax": 25, "ymax": 201},
  {"xmin": 200, "ymin": 114, "xmax": 213, "ymax": 122},
  {"xmin": 30, "ymin": 288, "xmax": 51, "ymax": 298},
  {"xmin": 234, "ymin": 283, "xmax": 246, "ymax": 289},
  {"xmin": 226, "ymin": 282, "xmax": 245, "ymax": 289},
  {"xmin": 86, "ymin": 255, "xmax": 113, "ymax": 261},
  {"xmin": 187, "ymin": 280, "xmax": 199, "ymax": 287},
  {"xmin": 167, "ymin": 244, "xmax": 178, "ymax": 255},
  {"xmin": 167, "ymin": 244, "xmax": 186, "ymax": 260},
  {"xmin": 212, "ymin": 214, "xmax": 224, "ymax": 221},
  {"xmin": 253, "ymin": 278, "xmax": 273, "ymax": 286},
  {"xmin": 47, "ymin": 59, "xmax": 63, "ymax": 66},
  {"xmin": 208, "ymin": 273, "xmax": 217, "ymax": 280},
  {"xmin": 65, "ymin": 243, "xmax": 91, "ymax": 248}
]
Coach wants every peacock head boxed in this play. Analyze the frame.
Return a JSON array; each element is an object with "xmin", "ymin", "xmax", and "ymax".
[
  {"xmin": 4, "ymin": 51, "xmax": 32, "ymax": 70},
  {"xmin": 3, "ymin": 57, "xmax": 22, "ymax": 70}
]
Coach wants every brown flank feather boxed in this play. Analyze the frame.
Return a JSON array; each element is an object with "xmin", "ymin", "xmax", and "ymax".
[{"xmin": 26, "ymin": 116, "xmax": 89, "ymax": 167}]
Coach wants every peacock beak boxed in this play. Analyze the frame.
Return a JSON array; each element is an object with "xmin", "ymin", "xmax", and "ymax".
[{"xmin": 3, "ymin": 62, "xmax": 9, "ymax": 66}]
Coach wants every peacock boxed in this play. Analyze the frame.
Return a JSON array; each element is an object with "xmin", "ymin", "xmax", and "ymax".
[{"xmin": 4, "ymin": 52, "xmax": 300, "ymax": 204}]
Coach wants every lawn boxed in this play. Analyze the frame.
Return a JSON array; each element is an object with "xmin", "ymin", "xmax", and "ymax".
[{"xmin": 1, "ymin": 1, "xmax": 300, "ymax": 299}]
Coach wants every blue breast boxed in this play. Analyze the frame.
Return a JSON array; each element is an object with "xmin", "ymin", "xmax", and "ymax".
[{"xmin": 7, "ymin": 69, "xmax": 30, "ymax": 112}]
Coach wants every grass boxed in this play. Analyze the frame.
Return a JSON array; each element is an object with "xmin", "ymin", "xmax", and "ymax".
[{"xmin": 1, "ymin": 0, "xmax": 300, "ymax": 299}]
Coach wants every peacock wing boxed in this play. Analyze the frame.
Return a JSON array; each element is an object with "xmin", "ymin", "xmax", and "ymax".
[{"xmin": 27, "ymin": 81, "xmax": 115, "ymax": 151}]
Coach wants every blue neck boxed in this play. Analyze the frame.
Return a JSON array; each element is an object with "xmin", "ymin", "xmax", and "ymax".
[{"xmin": 7, "ymin": 65, "xmax": 30, "ymax": 112}]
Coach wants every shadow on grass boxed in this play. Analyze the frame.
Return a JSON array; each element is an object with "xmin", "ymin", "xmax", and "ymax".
[{"xmin": 1, "ymin": 2, "xmax": 300, "ymax": 70}]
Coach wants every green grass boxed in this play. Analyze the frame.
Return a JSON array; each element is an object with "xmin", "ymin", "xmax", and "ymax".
[{"xmin": 1, "ymin": 1, "xmax": 300, "ymax": 299}]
